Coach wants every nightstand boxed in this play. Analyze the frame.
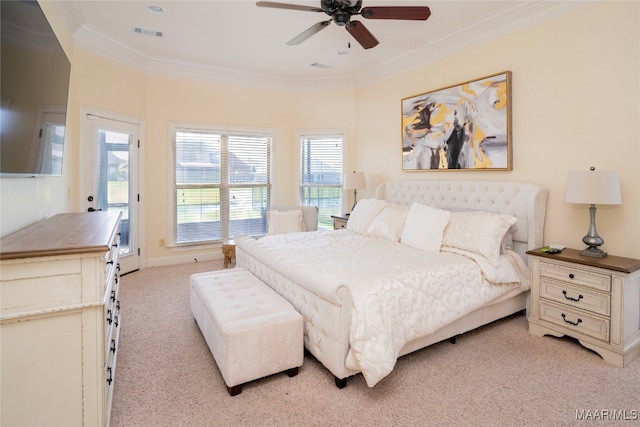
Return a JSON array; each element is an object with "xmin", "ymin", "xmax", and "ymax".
[
  {"xmin": 222, "ymin": 240, "xmax": 236, "ymax": 268},
  {"xmin": 331, "ymin": 215, "xmax": 349, "ymax": 230},
  {"xmin": 527, "ymin": 248, "xmax": 640, "ymax": 367}
]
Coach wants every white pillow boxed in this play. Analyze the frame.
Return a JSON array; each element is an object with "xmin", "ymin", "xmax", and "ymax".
[
  {"xmin": 267, "ymin": 209, "xmax": 304, "ymax": 235},
  {"xmin": 400, "ymin": 202, "xmax": 451, "ymax": 252},
  {"xmin": 346, "ymin": 199, "xmax": 386, "ymax": 235},
  {"xmin": 366, "ymin": 203, "xmax": 410, "ymax": 242},
  {"xmin": 443, "ymin": 206, "xmax": 517, "ymax": 254},
  {"xmin": 442, "ymin": 211, "xmax": 518, "ymax": 266}
]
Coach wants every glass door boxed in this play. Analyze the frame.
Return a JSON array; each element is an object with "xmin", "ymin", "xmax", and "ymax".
[{"xmin": 87, "ymin": 116, "xmax": 139, "ymax": 274}]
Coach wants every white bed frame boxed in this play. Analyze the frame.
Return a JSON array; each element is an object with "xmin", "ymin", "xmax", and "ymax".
[{"xmin": 236, "ymin": 179, "xmax": 548, "ymax": 388}]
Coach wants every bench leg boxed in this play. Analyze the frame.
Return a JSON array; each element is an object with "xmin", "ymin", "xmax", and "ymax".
[
  {"xmin": 286, "ymin": 367, "xmax": 299, "ymax": 377},
  {"xmin": 227, "ymin": 384, "xmax": 242, "ymax": 396}
]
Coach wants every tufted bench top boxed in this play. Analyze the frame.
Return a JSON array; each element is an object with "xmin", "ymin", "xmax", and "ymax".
[{"xmin": 191, "ymin": 269, "xmax": 299, "ymax": 332}]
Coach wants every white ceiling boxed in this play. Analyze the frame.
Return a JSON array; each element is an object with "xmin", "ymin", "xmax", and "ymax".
[{"xmin": 58, "ymin": 0, "xmax": 589, "ymax": 91}]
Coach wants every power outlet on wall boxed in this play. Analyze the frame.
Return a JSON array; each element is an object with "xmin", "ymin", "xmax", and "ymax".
[{"xmin": 159, "ymin": 238, "xmax": 166, "ymax": 247}]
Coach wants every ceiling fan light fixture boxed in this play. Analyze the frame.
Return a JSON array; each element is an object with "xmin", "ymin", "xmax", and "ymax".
[{"xmin": 333, "ymin": 11, "xmax": 350, "ymax": 26}]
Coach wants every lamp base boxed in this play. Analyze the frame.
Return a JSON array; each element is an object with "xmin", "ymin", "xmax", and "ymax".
[{"xmin": 580, "ymin": 246, "xmax": 608, "ymax": 258}]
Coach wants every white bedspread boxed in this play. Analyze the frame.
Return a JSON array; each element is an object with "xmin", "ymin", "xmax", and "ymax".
[{"xmin": 235, "ymin": 230, "xmax": 529, "ymax": 386}]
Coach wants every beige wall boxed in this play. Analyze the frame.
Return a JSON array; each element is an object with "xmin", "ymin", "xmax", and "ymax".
[
  {"xmin": 2, "ymin": 1, "xmax": 638, "ymax": 261},
  {"xmin": 355, "ymin": 0, "xmax": 639, "ymax": 258}
]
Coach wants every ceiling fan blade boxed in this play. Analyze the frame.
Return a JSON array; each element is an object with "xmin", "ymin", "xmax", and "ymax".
[
  {"xmin": 287, "ymin": 20, "xmax": 331, "ymax": 46},
  {"xmin": 360, "ymin": 6, "xmax": 431, "ymax": 20},
  {"xmin": 346, "ymin": 21, "xmax": 379, "ymax": 49},
  {"xmin": 256, "ymin": 1, "xmax": 324, "ymax": 13}
]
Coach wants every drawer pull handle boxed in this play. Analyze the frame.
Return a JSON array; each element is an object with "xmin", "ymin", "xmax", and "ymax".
[
  {"xmin": 115, "ymin": 315, "xmax": 119, "ymax": 328},
  {"xmin": 110, "ymin": 339, "xmax": 117, "ymax": 353},
  {"xmin": 561, "ymin": 313, "xmax": 582, "ymax": 326},
  {"xmin": 107, "ymin": 367, "xmax": 113, "ymax": 385},
  {"xmin": 111, "ymin": 290, "xmax": 116, "ymax": 302},
  {"xmin": 568, "ymin": 273, "xmax": 575, "ymax": 279},
  {"xmin": 116, "ymin": 300, "xmax": 120, "ymax": 311},
  {"xmin": 562, "ymin": 290, "xmax": 583, "ymax": 302},
  {"xmin": 107, "ymin": 309, "xmax": 113, "ymax": 325}
]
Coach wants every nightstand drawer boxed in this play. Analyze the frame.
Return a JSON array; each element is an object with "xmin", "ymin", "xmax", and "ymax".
[
  {"xmin": 540, "ymin": 262, "xmax": 611, "ymax": 292},
  {"xmin": 539, "ymin": 278, "xmax": 611, "ymax": 317},
  {"xmin": 331, "ymin": 215, "xmax": 348, "ymax": 230},
  {"xmin": 538, "ymin": 300, "xmax": 610, "ymax": 342}
]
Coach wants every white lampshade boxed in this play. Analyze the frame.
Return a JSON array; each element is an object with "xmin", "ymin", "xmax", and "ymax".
[
  {"xmin": 343, "ymin": 171, "xmax": 366, "ymax": 191},
  {"xmin": 565, "ymin": 170, "xmax": 622, "ymax": 205}
]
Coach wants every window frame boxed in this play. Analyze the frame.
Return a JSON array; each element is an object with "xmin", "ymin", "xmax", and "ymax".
[{"xmin": 170, "ymin": 122, "xmax": 274, "ymax": 247}]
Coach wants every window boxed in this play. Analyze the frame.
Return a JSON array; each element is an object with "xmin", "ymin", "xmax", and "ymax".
[
  {"xmin": 298, "ymin": 133, "xmax": 344, "ymax": 229},
  {"xmin": 173, "ymin": 126, "xmax": 271, "ymax": 245}
]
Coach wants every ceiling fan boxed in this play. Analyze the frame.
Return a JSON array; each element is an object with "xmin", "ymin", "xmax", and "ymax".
[{"xmin": 256, "ymin": 0, "xmax": 431, "ymax": 49}]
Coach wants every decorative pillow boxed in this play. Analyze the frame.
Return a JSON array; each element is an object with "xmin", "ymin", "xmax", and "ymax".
[
  {"xmin": 443, "ymin": 206, "xmax": 518, "ymax": 254},
  {"xmin": 442, "ymin": 211, "xmax": 518, "ymax": 266},
  {"xmin": 346, "ymin": 199, "xmax": 386, "ymax": 235},
  {"xmin": 400, "ymin": 202, "xmax": 451, "ymax": 252},
  {"xmin": 267, "ymin": 209, "xmax": 304, "ymax": 235},
  {"xmin": 366, "ymin": 203, "xmax": 410, "ymax": 242}
]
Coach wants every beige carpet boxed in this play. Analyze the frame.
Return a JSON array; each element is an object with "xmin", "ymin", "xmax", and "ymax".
[{"xmin": 111, "ymin": 260, "xmax": 639, "ymax": 427}]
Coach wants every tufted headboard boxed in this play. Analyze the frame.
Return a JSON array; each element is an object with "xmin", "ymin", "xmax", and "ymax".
[{"xmin": 375, "ymin": 180, "xmax": 548, "ymax": 262}]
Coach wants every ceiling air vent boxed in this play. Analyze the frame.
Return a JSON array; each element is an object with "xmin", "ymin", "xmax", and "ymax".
[
  {"xmin": 134, "ymin": 27, "xmax": 163, "ymax": 38},
  {"xmin": 310, "ymin": 62, "xmax": 330, "ymax": 69}
]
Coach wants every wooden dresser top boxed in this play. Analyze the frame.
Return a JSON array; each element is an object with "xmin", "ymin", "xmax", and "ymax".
[
  {"xmin": 0, "ymin": 212, "xmax": 122, "ymax": 260},
  {"xmin": 527, "ymin": 247, "xmax": 640, "ymax": 274}
]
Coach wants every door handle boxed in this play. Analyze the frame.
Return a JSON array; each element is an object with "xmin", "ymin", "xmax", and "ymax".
[{"xmin": 87, "ymin": 207, "xmax": 103, "ymax": 212}]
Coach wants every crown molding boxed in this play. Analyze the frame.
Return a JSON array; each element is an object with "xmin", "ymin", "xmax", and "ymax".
[
  {"xmin": 60, "ymin": 1, "xmax": 593, "ymax": 92},
  {"xmin": 57, "ymin": 0, "xmax": 84, "ymax": 35},
  {"xmin": 353, "ymin": 0, "xmax": 593, "ymax": 88},
  {"xmin": 74, "ymin": 24, "xmax": 150, "ymax": 71}
]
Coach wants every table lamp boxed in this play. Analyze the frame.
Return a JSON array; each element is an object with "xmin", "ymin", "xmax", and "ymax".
[
  {"xmin": 565, "ymin": 167, "xmax": 622, "ymax": 258},
  {"xmin": 343, "ymin": 171, "xmax": 366, "ymax": 211}
]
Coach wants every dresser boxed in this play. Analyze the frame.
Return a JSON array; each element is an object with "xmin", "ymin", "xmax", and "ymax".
[
  {"xmin": 527, "ymin": 248, "xmax": 640, "ymax": 367},
  {"xmin": 1, "ymin": 212, "xmax": 122, "ymax": 426}
]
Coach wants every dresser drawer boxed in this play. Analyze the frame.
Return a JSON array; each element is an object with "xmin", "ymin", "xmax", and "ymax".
[
  {"xmin": 539, "ymin": 262, "xmax": 611, "ymax": 292},
  {"xmin": 538, "ymin": 300, "xmax": 610, "ymax": 342},
  {"xmin": 104, "ymin": 269, "xmax": 120, "ymax": 349},
  {"xmin": 539, "ymin": 278, "xmax": 611, "ymax": 317}
]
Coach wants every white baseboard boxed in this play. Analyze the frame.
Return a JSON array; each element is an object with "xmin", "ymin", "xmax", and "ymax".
[{"xmin": 146, "ymin": 251, "xmax": 223, "ymax": 268}]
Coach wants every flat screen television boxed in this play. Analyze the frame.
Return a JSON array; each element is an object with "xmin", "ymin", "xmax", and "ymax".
[{"xmin": 1, "ymin": 0, "xmax": 71, "ymax": 177}]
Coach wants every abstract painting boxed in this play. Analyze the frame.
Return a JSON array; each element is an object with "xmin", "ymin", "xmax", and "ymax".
[{"xmin": 401, "ymin": 71, "xmax": 512, "ymax": 171}]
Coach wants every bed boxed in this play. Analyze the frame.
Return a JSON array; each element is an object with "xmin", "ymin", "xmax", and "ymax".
[{"xmin": 235, "ymin": 179, "xmax": 548, "ymax": 388}]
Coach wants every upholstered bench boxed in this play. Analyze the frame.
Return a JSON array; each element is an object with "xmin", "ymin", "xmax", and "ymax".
[{"xmin": 190, "ymin": 268, "xmax": 303, "ymax": 396}]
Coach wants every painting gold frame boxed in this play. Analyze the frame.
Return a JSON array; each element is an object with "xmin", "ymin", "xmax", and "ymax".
[{"xmin": 401, "ymin": 71, "xmax": 512, "ymax": 171}]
